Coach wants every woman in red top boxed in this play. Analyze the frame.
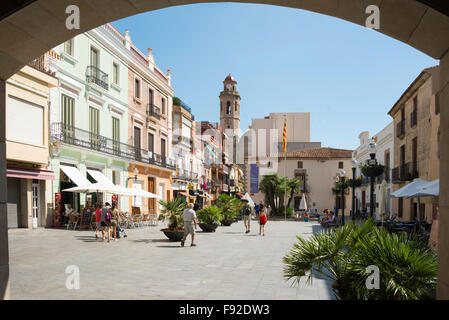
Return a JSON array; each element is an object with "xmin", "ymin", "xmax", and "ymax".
[
  {"xmin": 259, "ymin": 205, "xmax": 267, "ymax": 236},
  {"xmin": 95, "ymin": 203, "xmax": 102, "ymax": 239}
]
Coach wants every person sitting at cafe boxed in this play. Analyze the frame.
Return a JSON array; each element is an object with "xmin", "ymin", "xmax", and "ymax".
[{"xmin": 63, "ymin": 203, "xmax": 79, "ymax": 225}]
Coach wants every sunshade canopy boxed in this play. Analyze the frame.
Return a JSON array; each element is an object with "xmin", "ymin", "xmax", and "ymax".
[{"xmin": 390, "ymin": 178, "xmax": 428, "ymax": 198}]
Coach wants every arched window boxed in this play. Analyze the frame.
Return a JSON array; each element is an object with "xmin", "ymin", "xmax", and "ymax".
[
  {"xmin": 235, "ymin": 102, "xmax": 238, "ymax": 112},
  {"xmin": 226, "ymin": 101, "xmax": 231, "ymax": 114}
]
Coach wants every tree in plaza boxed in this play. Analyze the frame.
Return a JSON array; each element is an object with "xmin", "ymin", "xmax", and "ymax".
[
  {"xmin": 286, "ymin": 178, "xmax": 302, "ymax": 209},
  {"xmin": 259, "ymin": 173, "xmax": 301, "ymax": 216},
  {"xmin": 283, "ymin": 219, "xmax": 437, "ymax": 300}
]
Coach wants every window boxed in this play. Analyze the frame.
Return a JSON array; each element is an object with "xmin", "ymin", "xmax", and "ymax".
[
  {"xmin": 297, "ymin": 161, "xmax": 303, "ymax": 169},
  {"xmin": 64, "ymin": 39, "xmax": 74, "ymax": 56},
  {"xmin": 90, "ymin": 47, "xmax": 99, "ymax": 68},
  {"xmin": 338, "ymin": 161, "xmax": 344, "ymax": 169},
  {"xmin": 226, "ymin": 101, "xmax": 231, "ymax": 114},
  {"xmin": 89, "ymin": 107, "xmax": 100, "ymax": 149},
  {"xmin": 436, "ymin": 91, "xmax": 440, "ymax": 115},
  {"xmin": 112, "ymin": 62, "xmax": 119, "ymax": 85},
  {"xmin": 149, "ymin": 89, "xmax": 154, "ymax": 105},
  {"xmin": 235, "ymin": 102, "xmax": 238, "ymax": 112},
  {"xmin": 411, "ymin": 96, "xmax": 418, "ymax": 127},
  {"xmin": 112, "ymin": 117, "xmax": 120, "ymax": 155},
  {"xmin": 438, "ymin": 127, "xmax": 440, "ymax": 158},
  {"xmin": 398, "ymin": 198, "xmax": 403, "ymax": 218},
  {"xmin": 61, "ymin": 94, "xmax": 74, "ymax": 128},
  {"xmin": 134, "ymin": 78, "xmax": 140, "ymax": 99},
  {"xmin": 161, "ymin": 97, "xmax": 166, "ymax": 114},
  {"xmin": 148, "ymin": 132, "xmax": 154, "ymax": 154}
]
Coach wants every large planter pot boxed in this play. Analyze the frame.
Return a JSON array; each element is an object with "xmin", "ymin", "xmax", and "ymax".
[
  {"xmin": 221, "ymin": 219, "xmax": 233, "ymax": 226},
  {"xmin": 161, "ymin": 229, "xmax": 184, "ymax": 241},
  {"xmin": 199, "ymin": 223, "xmax": 219, "ymax": 232}
]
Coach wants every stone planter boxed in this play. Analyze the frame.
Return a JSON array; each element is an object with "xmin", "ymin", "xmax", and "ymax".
[
  {"xmin": 199, "ymin": 223, "xmax": 219, "ymax": 232},
  {"xmin": 221, "ymin": 219, "xmax": 233, "ymax": 226},
  {"xmin": 161, "ymin": 229, "xmax": 184, "ymax": 241}
]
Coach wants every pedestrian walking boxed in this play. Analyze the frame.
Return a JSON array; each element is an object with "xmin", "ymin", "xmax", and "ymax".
[
  {"xmin": 100, "ymin": 202, "xmax": 111, "ymax": 241},
  {"xmin": 107, "ymin": 202, "xmax": 119, "ymax": 241},
  {"xmin": 254, "ymin": 203, "xmax": 260, "ymax": 219},
  {"xmin": 95, "ymin": 202, "xmax": 102, "ymax": 239},
  {"xmin": 259, "ymin": 205, "xmax": 267, "ymax": 236},
  {"xmin": 181, "ymin": 203, "xmax": 198, "ymax": 247},
  {"xmin": 242, "ymin": 199, "xmax": 252, "ymax": 233}
]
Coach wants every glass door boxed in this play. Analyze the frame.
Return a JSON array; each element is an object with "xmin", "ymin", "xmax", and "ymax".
[{"xmin": 32, "ymin": 181, "xmax": 40, "ymax": 227}]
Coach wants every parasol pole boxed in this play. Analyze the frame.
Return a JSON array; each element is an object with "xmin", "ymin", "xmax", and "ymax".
[{"xmin": 283, "ymin": 114, "xmax": 287, "ymax": 222}]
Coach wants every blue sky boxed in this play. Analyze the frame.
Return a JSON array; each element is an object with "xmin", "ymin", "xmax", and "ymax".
[{"xmin": 112, "ymin": 3, "xmax": 437, "ymax": 150}]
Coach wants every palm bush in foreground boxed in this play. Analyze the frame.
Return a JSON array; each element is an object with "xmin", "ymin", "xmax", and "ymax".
[{"xmin": 283, "ymin": 219, "xmax": 437, "ymax": 300}]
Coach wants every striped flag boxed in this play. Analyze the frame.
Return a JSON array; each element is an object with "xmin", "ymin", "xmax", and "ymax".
[{"xmin": 282, "ymin": 119, "xmax": 287, "ymax": 152}]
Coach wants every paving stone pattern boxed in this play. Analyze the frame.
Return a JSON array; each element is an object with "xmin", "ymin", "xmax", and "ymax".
[{"xmin": 8, "ymin": 220, "xmax": 334, "ymax": 300}]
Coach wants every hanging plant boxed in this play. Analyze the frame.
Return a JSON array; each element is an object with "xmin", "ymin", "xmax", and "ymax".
[
  {"xmin": 360, "ymin": 164, "xmax": 385, "ymax": 178},
  {"xmin": 347, "ymin": 177, "xmax": 362, "ymax": 187}
]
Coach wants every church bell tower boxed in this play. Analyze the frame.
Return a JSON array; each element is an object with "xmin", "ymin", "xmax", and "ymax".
[{"xmin": 219, "ymin": 74, "xmax": 241, "ymax": 137}]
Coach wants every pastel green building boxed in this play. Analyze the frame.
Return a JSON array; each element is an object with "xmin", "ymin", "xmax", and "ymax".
[{"xmin": 50, "ymin": 25, "xmax": 131, "ymax": 213}]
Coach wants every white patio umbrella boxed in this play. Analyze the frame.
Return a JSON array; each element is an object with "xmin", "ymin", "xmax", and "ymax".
[
  {"xmin": 242, "ymin": 192, "xmax": 255, "ymax": 207},
  {"xmin": 62, "ymin": 183, "xmax": 118, "ymax": 194},
  {"xmin": 299, "ymin": 193, "xmax": 308, "ymax": 211},
  {"xmin": 412, "ymin": 179, "xmax": 439, "ymax": 197},
  {"xmin": 390, "ymin": 178, "xmax": 433, "ymax": 222},
  {"xmin": 389, "ymin": 178, "xmax": 428, "ymax": 198}
]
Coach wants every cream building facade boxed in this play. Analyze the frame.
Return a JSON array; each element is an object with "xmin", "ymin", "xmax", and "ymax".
[
  {"xmin": 248, "ymin": 148, "xmax": 353, "ymax": 214},
  {"xmin": 6, "ymin": 56, "xmax": 58, "ymax": 228},
  {"xmin": 388, "ymin": 66, "xmax": 440, "ymax": 222},
  {"xmin": 352, "ymin": 122, "xmax": 394, "ymax": 220}
]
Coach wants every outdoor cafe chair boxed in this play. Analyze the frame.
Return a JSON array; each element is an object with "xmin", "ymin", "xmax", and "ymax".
[{"xmin": 67, "ymin": 213, "xmax": 78, "ymax": 230}]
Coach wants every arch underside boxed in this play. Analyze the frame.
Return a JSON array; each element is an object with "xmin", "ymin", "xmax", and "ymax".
[{"xmin": 0, "ymin": 0, "xmax": 449, "ymax": 80}]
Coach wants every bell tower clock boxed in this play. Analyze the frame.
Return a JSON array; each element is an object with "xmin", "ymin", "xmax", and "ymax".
[{"xmin": 219, "ymin": 74, "xmax": 241, "ymax": 137}]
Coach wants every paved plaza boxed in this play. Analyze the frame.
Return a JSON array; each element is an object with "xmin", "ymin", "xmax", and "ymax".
[{"xmin": 8, "ymin": 220, "xmax": 333, "ymax": 300}]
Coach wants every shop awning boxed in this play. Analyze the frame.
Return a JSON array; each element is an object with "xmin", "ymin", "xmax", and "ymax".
[
  {"xmin": 7, "ymin": 168, "xmax": 54, "ymax": 180},
  {"xmin": 60, "ymin": 165, "xmax": 91, "ymax": 186},
  {"xmin": 87, "ymin": 169, "xmax": 114, "ymax": 186},
  {"xmin": 180, "ymin": 191, "xmax": 196, "ymax": 199}
]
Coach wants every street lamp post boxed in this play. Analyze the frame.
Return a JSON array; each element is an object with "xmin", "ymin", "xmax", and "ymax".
[
  {"xmin": 339, "ymin": 169, "xmax": 346, "ymax": 225},
  {"xmin": 351, "ymin": 158, "xmax": 358, "ymax": 221},
  {"xmin": 334, "ymin": 175, "xmax": 340, "ymax": 219},
  {"xmin": 367, "ymin": 141, "xmax": 377, "ymax": 218}
]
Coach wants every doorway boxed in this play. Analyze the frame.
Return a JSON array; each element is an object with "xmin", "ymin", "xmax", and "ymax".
[{"xmin": 31, "ymin": 180, "xmax": 40, "ymax": 227}]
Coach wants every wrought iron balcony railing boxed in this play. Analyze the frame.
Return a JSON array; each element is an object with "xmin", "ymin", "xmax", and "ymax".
[
  {"xmin": 51, "ymin": 122, "xmax": 175, "ymax": 170},
  {"xmin": 86, "ymin": 66, "xmax": 108, "ymax": 90},
  {"xmin": 392, "ymin": 162, "xmax": 418, "ymax": 183},
  {"xmin": 147, "ymin": 103, "xmax": 161, "ymax": 120}
]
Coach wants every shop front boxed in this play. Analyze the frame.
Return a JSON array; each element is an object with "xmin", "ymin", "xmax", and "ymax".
[{"xmin": 128, "ymin": 163, "xmax": 172, "ymax": 216}]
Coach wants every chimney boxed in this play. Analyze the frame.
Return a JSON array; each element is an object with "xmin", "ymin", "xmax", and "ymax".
[{"xmin": 124, "ymin": 29, "xmax": 131, "ymax": 50}]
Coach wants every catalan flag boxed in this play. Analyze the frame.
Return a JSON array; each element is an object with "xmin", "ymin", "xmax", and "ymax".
[{"xmin": 282, "ymin": 119, "xmax": 287, "ymax": 152}]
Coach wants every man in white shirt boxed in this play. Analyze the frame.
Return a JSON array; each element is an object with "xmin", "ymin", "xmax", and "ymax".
[{"xmin": 181, "ymin": 203, "xmax": 198, "ymax": 247}]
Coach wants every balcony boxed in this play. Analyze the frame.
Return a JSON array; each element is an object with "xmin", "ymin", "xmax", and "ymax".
[
  {"xmin": 51, "ymin": 122, "xmax": 175, "ymax": 170},
  {"xmin": 396, "ymin": 120, "xmax": 405, "ymax": 138},
  {"xmin": 147, "ymin": 103, "xmax": 161, "ymax": 120},
  {"xmin": 86, "ymin": 66, "xmax": 108, "ymax": 90},
  {"xmin": 392, "ymin": 162, "xmax": 418, "ymax": 183}
]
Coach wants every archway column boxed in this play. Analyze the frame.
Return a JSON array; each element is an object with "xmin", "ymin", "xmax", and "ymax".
[
  {"xmin": 0, "ymin": 80, "xmax": 10, "ymax": 299},
  {"xmin": 438, "ymin": 52, "xmax": 449, "ymax": 299}
]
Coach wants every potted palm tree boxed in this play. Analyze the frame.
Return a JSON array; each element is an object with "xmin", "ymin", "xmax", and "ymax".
[
  {"xmin": 159, "ymin": 197, "xmax": 186, "ymax": 241},
  {"xmin": 217, "ymin": 194, "xmax": 240, "ymax": 226},
  {"xmin": 197, "ymin": 205, "xmax": 222, "ymax": 232},
  {"xmin": 283, "ymin": 219, "xmax": 437, "ymax": 300}
]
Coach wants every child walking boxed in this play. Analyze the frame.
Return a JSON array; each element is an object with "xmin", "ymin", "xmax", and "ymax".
[{"xmin": 259, "ymin": 205, "xmax": 267, "ymax": 236}]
